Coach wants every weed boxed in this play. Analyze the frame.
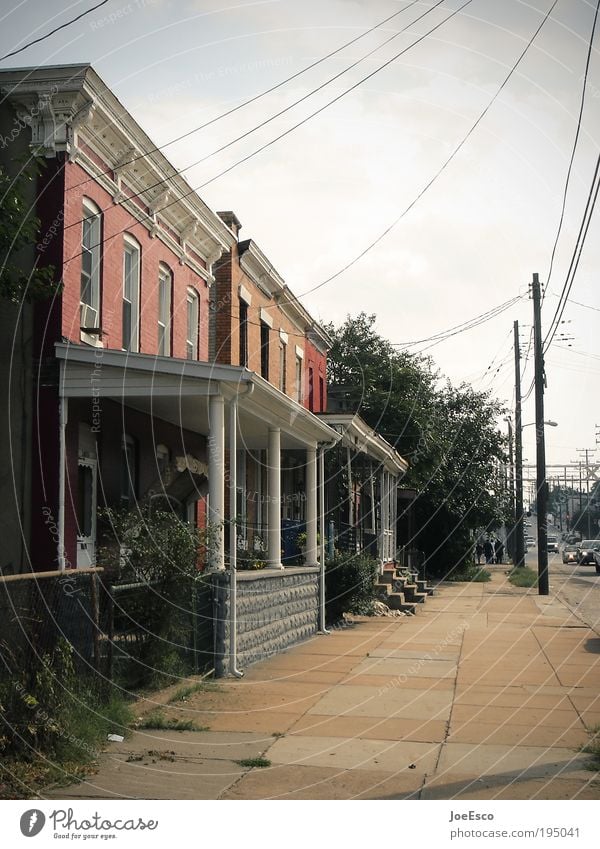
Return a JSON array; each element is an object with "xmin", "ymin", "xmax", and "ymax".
[
  {"xmin": 135, "ymin": 709, "xmax": 209, "ymax": 732},
  {"xmin": 580, "ymin": 725, "xmax": 600, "ymax": 770},
  {"xmin": 508, "ymin": 567, "xmax": 538, "ymax": 588},
  {"xmin": 166, "ymin": 681, "xmax": 220, "ymax": 703},
  {"xmin": 235, "ymin": 757, "xmax": 271, "ymax": 768}
]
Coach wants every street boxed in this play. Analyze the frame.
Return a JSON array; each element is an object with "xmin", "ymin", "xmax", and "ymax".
[{"xmin": 523, "ymin": 526, "xmax": 600, "ymax": 634}]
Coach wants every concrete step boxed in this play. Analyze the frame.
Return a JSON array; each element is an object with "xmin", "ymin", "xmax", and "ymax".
[
  {"xmin": 385, "ymin": 592, "xmax": 417, "ymax": 614},
  {"xmin": 401, "ymin": 584, "xmax": 427, "ymax": 604}
]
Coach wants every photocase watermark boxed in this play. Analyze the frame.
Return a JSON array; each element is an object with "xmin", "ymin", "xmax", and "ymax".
[
  {"xmin": 0, "ymin": 86, "xmax": 58, "ymax": 150},
  {"xmin": 142, "ymin": 56, "xmax": 295, "ymax": 105},
  {"xmin": 89, "ymin": 0, "xmax": 161, "ymax": 30},
  {"xmin": 90, "ymin": 347, "xmax": 104, "ymax": 433},
  {"xmin": 37, "ymin": 209, "xmax": 64, "ymax": 253},
  {"xmin": 377, "ymin": 621, "xmax": 469, "ymax": 695}
]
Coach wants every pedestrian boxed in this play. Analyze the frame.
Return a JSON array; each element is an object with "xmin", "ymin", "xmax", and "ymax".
[
  {"xmin": 483, "ymin": 539, "xmax": 494, "ymax": 564},
  {"xmin": 494, "ymin": 538, "xmax": 504, "ymax": 565},
  {"xmin": 475, "ymin": 542, "xmax": 484, "ymax": 565}
]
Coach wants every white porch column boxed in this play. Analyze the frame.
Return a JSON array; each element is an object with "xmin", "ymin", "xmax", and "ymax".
[
  {"xmin": 391, "ymin": 475, "xmax": 398, "ymax": 560},
  {"xmin": 267, "ymin": 427, "xmax": 283, "ymax": 569},
  {"xmin": 208, "ymin": 393, "xmax": 225, "ymax": 570},
  {"xmin": 305, "ymin": 446, "xmax": 318, "ymax": 566},
  {"xmin": 377, "ymin": 468, "xmax": 385, "ymax": 563}
]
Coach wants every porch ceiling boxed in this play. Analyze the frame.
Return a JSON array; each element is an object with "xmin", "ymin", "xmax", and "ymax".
[{"xmin": 55, "ymin": 344, "xmax": 339, "ymax": 450}]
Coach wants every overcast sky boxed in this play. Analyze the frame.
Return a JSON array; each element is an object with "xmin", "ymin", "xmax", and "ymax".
[{"xmin": 1, "ymin": 0, "xmax": 599, "ymax": 479}]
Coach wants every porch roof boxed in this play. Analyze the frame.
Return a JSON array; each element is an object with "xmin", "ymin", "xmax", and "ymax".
[
  {"xmin": 55, "ymin": 344, "xmax": 340, "ymax": 450},
  {"xmin": 318, "ymin": 413, "xmax": 408, "ymax": 476}
]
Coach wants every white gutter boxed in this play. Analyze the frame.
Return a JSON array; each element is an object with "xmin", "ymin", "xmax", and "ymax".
[
  {"xmin": 58, "ymin": 362, "xmax": 68, "ymax": 572},
  {"xmin": 318, "ymin": 438, "xmax": 338, "ymax": 634},
  {"xmin": 229, "ymin": 385, "xmax": 254, "ymax": 678}
]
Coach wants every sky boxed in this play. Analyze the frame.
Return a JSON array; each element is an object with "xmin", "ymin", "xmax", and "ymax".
[{"xmin": 1, "ymin": 0, "xmax": 599, "ymax": 475}]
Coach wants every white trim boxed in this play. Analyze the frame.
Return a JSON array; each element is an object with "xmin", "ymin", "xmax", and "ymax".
[
  {"xmin": 295, "ymin": 345, "xmax": 304, "ymax": 359},
  {"xmin": 259, "ymin": 307, "xmax": 273, "ymax": 328},
  {"xmin": 279, "ymin": 330, "xmax": 289, "ymax": 344},
  {"xmin": 238, "ymin": 284, "xmax": 252, "ymax": 305}
]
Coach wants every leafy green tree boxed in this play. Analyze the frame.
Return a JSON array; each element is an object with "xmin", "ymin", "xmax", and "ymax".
[
  {"xmin": 326, "ymin": 313, "xmax": 509, "ymax": 575},
  {"xmin": 0, "ymin": 160, "xmax": 56, "ymax": 302}
]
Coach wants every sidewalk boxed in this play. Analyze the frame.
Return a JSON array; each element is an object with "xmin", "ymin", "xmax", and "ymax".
[{"xmin": 45, "ymin": 568, "xmax": 600, "ymax": 800}]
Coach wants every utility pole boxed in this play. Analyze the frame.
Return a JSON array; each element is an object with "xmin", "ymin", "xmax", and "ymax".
[
  {"xmin": 513, "ymin": 320, "xmax": 526, "ymax": 568},
  {"xmin": 577, "ymin": 448, "xmax": 595, "ymax": 538},
  {"xmin": 532, "ymin": 273, "xmax": 549, "ymax": 595},
  {"xmin": 506, "ymin": 417, "xmax": 515, "ymax": 559}
]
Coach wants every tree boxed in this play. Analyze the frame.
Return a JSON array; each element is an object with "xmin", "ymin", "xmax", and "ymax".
[
  {"xmin": 0, "ymin": 159, "xmax": 56, "ymax": 302},
  {"xmin": 326, "ymin": 313, "xmax": 509, "ymax": 575}
]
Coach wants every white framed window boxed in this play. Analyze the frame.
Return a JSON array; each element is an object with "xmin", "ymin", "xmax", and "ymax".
[
  {"xmin": 122, "ymin": 235, "xmax": 140, "ymax": 352},
  {"xmin": 186, "ymin": 287, "xmax": 199, "ymax": 360},
  {"xmin": 158, "ymin": 264, "xmax": 172, "ymax": 356},
  {"xmin": 295, "ymin": 354, "xmax": 303, "ymax": 403},
  {"xmin": 80, "ymin": 198, "xmax": 102, "ymax": 344},
  {"xmin": 279, "ymin": 341, "xmax": 287, "ymax": 394},
  {"xmin": 156, "ymin": 443, "xmax": 170, "ymax": 477}
]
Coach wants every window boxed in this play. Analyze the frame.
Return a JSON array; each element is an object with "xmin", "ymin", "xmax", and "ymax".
[
  {"xmin": 319, "ymin": 376, "xmax": 324, "ymax": 412},
  {"xmin": 80, "ymin": 199, "xmax": 102, "ymax": 340},
  {"xmin": 295, "ymin": 355, "xmax": 303, "ymax": 403},
  {"xmin": 186, "ymin": 288, "xmax": 199, "ymax": 360},
  {"xmin": 239, "ymin": 299, "xmax": 248, "ymax": 367},
  {"xmin": 122, "ymin": 236, "xmax": 140, "ymax": 352},
  {"xmin": 279, "ymin": 341, "xmax": 287, "ymax": 393},
  {"xmin": 120, "ymin": 434, "xmax": 137, "ymax": 506},
  {"xmin": 308, "ymin": 367, "xmax": 314, "ymax": 411},
  {"xmin": 158, "ymin": 265, "xmax": 172, "ymax": 356},
  {"xmin": 260, "ymin": 322, "xmax": 270, "ymax": 379}
]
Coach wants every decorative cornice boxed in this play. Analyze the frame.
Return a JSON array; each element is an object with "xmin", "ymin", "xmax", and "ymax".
[{"xmin": 0, "ymin": 64, "xmax": 236, "ymax": 271}]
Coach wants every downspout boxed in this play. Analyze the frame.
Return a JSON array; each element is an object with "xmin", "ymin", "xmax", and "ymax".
[
  {"xmin": 229, "ymin": 382, "xmax": 254, "ymax": 678},
  {"xmin": 58, "ymin": 361, "xmax": 68, "ymax": 572},
  {"xmin": 318, "ymin": 438, "xmax": 338, "ymax": 634}
]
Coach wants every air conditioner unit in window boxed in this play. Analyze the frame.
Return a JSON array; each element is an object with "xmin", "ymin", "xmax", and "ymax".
[{"xmin": 80, "ymin": 303, "xmax": 101, "ymax": 334}]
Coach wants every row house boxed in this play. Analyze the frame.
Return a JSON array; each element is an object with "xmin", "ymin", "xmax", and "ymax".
[
  {"xmin": 0, "ymin": 63, "xmax": 408, "ymax": 671},
  {"xmin": 0, "ymin": 64, "xmax": 337, "ymax": 586}
]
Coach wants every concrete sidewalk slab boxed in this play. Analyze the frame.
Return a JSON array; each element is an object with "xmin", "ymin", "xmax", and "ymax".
[{"xmin": 46, "ymin": 569, "xmax": 600, "ymax": 800}]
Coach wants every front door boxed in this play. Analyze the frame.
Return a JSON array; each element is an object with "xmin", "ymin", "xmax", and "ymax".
[{"xmin": 77, "ymin": 456, "xmax": 97, "ymax": 568}]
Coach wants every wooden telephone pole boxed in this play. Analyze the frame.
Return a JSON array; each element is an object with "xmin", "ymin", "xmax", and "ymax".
[{"xmin": 532, "ymin": 273, "xmax": 549, "ymax": 595}]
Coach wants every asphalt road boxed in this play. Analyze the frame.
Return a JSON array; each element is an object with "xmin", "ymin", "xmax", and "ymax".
[{"xmin": 523, "ymin": 534, "xmax": 600, "ymax": 634}]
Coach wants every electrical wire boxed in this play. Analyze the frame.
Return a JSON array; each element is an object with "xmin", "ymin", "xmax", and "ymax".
[
  {"xmin": 62, "ymin": 0, "xmax": 458, "ymax": 235},
  {"xmin": 66, "ymin": 0, "xmax": 430, "ymax": 191},
  {"xmin": 392, "ymin": 295, "xmax": 523, "ymax": 349},
  {"xmin": 540, "ymin": 0, "xmax": 600, "ymax": 307},
  {"xmin": 543, "ymin": 151, "xmax": 600, "ymax": 353},
  {"xmin": 0, "ymin": 0, "xmax": 112, "ymax": 62},
  {"xmin": 298, "ymin": 0, "xmax": 561, "ymax": 297}
]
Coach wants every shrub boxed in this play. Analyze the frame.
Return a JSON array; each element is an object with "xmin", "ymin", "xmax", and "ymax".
[
  {"xmin": 325, "ymin": 553, "xmax": 379, "ymax": 622},
  {"xmin": 444, "ymin": 564, "xmax": 491, "ymax": 583},
  {"xmin": 508, "ymin": 567, "xmax": 538, "ymax": 588}
]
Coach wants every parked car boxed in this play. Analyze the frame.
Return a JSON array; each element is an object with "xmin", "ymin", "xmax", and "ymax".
[
  {"xmin": 526, "ymin": 536, "xmax": 536, "ymax": 548},
  {"xmin": 592, "ymin": 548, "xmax": 600, "ymax": 575},
  {"xmin": 577, "ymin": 540, "xmax": 600, "ymax": 565},
  {"xmin": 562, "ymin": 544, "xmax": 579, "ymax": 564},
  {"xmin": 547, "ymin": 536, "xmax": 559, "ymax": 553}
]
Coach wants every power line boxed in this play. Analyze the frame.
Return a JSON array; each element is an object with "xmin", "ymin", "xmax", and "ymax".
[
  {"xmin": 0, "ymin": 0, "xmax": 112, "ymax": 62},
  {"xmin": 541, "ymin": 0, "xmax": 600, "ymax": 307},
  {"xmin": 392, "ymin": 295, "xmax": 523, "ymax": 351},
  {"xmin": 299, "ymin": 0, "xmax": 561, "ymax": 297},
  {"xmin": 63, "ymin": 0, "xmax": 456, "ymax": 235},
  {"xmin": 67, "ymin": 0, "xmax": 429, "ymax": 192},
  {"xmin": 543, "ymin": 151, "xmax": 600, "ymax": 353}
]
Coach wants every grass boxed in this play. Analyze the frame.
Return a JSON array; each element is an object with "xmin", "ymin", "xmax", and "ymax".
[
  {"xmin": 235, "ymin": 757, "xmax": 271, "ymax": 768},
  {"xmin": 0, "ymin": 687, "xmax": 134, "ymax": 800},
  {"xmin": 580, "ymin": 725, "xmax": 600, "ymax": 770},
  {"xmin": 446, "ymin": 565, "xmax": 491, "ymax": 583},
  {"xmin": 508, "ymin": 567, "xmax": 538, "ymax": 588},
  {"xmin": 166, "ymin": 681, "xmax": 220, "ymax": 703},
  {"xmin": 135, "ymin": 709, "xmax": 209, "ymax": 732}
]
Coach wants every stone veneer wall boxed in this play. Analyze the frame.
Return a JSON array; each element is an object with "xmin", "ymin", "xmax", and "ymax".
[{"xmin": 213, "ymin": 567, "xmax": 320, "ymax": 676}]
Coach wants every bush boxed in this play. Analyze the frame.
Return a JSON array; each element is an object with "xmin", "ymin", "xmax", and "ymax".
[
  {"xmin": 0, "ymin": 639, "xmax": 131, "ymax": 759},
  {"xmin": 508, "ymin": 567, "xmax": 538, "ymax": 588},
  {"xmin": 325, "ymin": 553, "xmax": 379, "ymax": 622},
  {"xmin": 444, "ymin": 564, "xmax": 491, "ymax": 583},
  {"xmin": 98, "ymin": 505, "xmax": 216, "ymax": 688}
]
